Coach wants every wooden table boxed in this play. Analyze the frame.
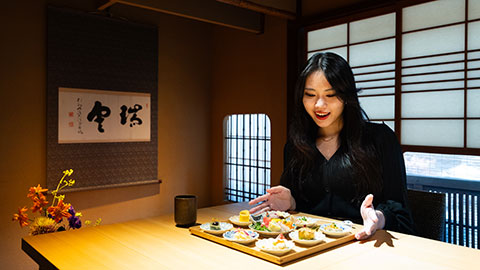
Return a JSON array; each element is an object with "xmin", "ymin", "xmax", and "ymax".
[{"xmin": 23, "ymin": 202, "xmax": 480, "ymax": 269}]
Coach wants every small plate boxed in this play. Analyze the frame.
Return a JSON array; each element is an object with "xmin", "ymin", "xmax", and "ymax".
[
  {"xmin": 292, "ymin": 216, "xmax": 319, "ymax": 227},
  {"xmin": 319, "ymin": 222, "xmax": 352, "ymax": 237},
  {"xmin": 255, "ymin": 238, "xmax": 294, "ymax": 256},
  {"xmin": 229, "ymin": 215, "xmax": 252, "ymax": 227},
  {"xmin": 223, "ymin": 229, "xmax": 259, "ymax": 245},
  {"xmin": 248, "ymin": 223, "xmax": 293, "ymax": 237},
  {"xmin": 288, "ymin": 230, "xmax": 325, "ymax": 246},
  {"xmin": 200, "ymin": 222, "xmax": 233, "ymax": 235}
]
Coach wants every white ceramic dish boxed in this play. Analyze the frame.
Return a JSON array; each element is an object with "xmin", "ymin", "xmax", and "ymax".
[
  {"xmin": 248, "ymin": 223, "xmax": 293, "ymax": 237},
  {"xmin": 292, "ymin": 216, "xmax": 319, "ymax": 227},
  {"xmin": 200, "ymin": 222, "xmax": 233, "ymax": 235},
  {"xmin": 255, "ymin": 238, "xmax": 295, "ymax": 256},
  {"xmin": 319, "ymin": 222, "xmax": 352, "ymax": 237},
  {"xmin": 229, "ymin": 215, "xmax": 252, "ymax": 227},
  {"xmin": 223, "ymin": 229, "xmax": 258, "ymax": 245},
  {"xmin": 288, "ymin": 230, "xmax": 325, "ymax": 246}
]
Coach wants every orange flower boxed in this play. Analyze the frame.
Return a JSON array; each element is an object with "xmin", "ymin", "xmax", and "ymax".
[
  {"xmin": 47, "ymin": 200, "xmax": 71, "ymax": 223},
  {"xmin": 27, "ymin": 184, "xmax": 48, "ymax": 199},
  {"xmin": 31, "ymin": 193, "xmax": 49, "ymax": 213},
  {"xmin": 12, "ymin": 207, "xmax": 29, "ymax": 227}
]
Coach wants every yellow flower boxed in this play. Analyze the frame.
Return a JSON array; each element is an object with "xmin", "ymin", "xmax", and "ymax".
[{"xmin": 30, "ymin": 216, "xmax": 58, "ymax": 235}]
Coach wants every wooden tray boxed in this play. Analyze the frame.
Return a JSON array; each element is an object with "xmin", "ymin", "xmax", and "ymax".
[{"xmin": 190, "ymin": 217, "xmax": 361, "ymax": 265}]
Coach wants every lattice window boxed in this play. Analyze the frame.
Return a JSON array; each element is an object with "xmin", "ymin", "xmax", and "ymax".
[{"xmin": 224, "ymin": 114, "xmax": 271, "ymax": 202}]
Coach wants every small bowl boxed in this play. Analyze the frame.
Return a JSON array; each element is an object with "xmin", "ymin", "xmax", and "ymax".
[
  {"xmin": 319, "ymin": 222, "xmax": 352, "ymax": 237},
  {"xmin": 288, "ymin": 230, "xmax": 325, "ymax": 246},
  {"xmin": 229, "ymin": 215, "xmax": 252, "ymax": 227},
  {"xmin": 255, "ymin": 238, "xmax": 294, "ymax": 256},
  {"xmin": 200, "ymin": 222, "xmax": 233, "ymax": 235},
  {"xmin": 223, "ymin": 229, "xmax": 258, "ymax": 245}
]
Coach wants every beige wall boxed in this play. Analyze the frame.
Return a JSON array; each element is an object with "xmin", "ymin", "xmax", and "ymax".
[
  {"xmin": 0, "ymin": 1, "xmax": 286, "ymax": 269},
  {"xmin": 210, "ymin": 16, "xmax": 287, "ymax": 204}
]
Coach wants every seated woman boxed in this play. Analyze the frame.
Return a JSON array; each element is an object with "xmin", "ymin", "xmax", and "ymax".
[{"xmin": 249, "ymin": 52, "xmax": 415, "ymax": 240}]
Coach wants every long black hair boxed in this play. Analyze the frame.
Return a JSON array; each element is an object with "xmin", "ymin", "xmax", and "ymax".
[{"xmin": 283, "ymin": 52, "xmax": 382, "ymax": 201}]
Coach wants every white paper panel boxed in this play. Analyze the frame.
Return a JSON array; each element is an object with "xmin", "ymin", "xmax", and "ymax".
[
  {"xmin": 467, "ymin": 89, "xmax": 480, "ymax": 117},
  {"xmin": 468, "ymin": 21, "xmax": 480, "ymax": 50},
  {"xmin": 308, "ymin": 24, "xmax": 347, "ymax": 51},
  {"xmin": 350, "ymin": 39, "xmax": 395, "ymax": 66},
  {"xmin": 402, "ymin": 53, "xmax": 464, "ymax": 67},
  {"xmin": 401, "ymin": 120, "xmax": 464, "ymax": 147},
  {"xmin": 468, "ymin": 70, "xmax": 480, "ymax": 78},
  {"xmin": 402, "ymin": 91, "xmax": 464, "ymax": 118},
  {"xmin": 469, "ymin": 0, "xmax": 480, "ymax": 20},
  {"xmin": 402, "ymin": 80, "xmax": 464, "ymax": 92},
  {"xmin": 307, "ymin": 47, "xmax": 348, "ymax": 62},
  {"xmin": 468, "ymin": 60, "xmax": 480, "ymax": 69},
  {"xmin": 467, "ymin": 51, "xmax": 480, "ymax": 60},
  {"xmin": 358, "ymin": 87, "xmax": 395, "ymax": 96},
  {"xmin": 402, "ymin": 63, "xmax": 464, "ymax": 75},
  {"xmin": 403, "ymin": 0, "xmax": 465, "ymax": 32},
  {"xmin": 402, "ymin": 71, "xmax": 464, "ymax": 84},
  {"xmin": 467, "ymin": 79, "xmax": 480, "ymax": 87},
  {"xmin": 467, "ymin": 120, "xmax": 480, "ymax": 148},
  {"xmin": 355, "ymin": 71, "xmax": 395, "ymax": 81},
  {"xmin": 403, "ymin": 25, "xmax": 465, "ymax": 58},
  {"xmin": 350, "ymin": 13, "xmax": 395, "ymax": 43},
  {"xmin": 357, "ymin": 79, "xmax": 395, "ymax": 89},
  {"xmin": 359, "ymin": 95, "xmax": 394, "ymax": 119},
  {"xmin": 353, "ymin": 63, "xmax": 395, "ymax": 73}
]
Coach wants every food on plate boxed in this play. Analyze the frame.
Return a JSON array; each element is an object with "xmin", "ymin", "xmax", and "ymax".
[
  {"xmin": 265, "ymin": 210, "xmax": 290, "ymax": 219},
  {"xmin": 323, "ymin": 222, "xmax": 343, "ymax": 233},
  {"xmin": 210, "ymin": 218, "xmax": 221, "ymax": 230},
  {"xmin": 228, "ymin": 228, "xmax": 256, "ymax": 241},
  {"xmin": 255, "ymin": 233, "xmax": 294, "ymax": 255},
  {"xmin": 239, "ymin": 210, "xmax": 250, "ymax": 222},
  {"xmin": 250, "ymin": 216, "xmax": 294, "ymax": 233},
  {"xmin": 298, "ymin": 227, "xmax": 315, "ymax": 240}
]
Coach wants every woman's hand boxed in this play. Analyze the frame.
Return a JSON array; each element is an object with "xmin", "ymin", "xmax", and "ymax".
[
  {"xmin": 248, "ymin": 186, "xmax": 296, "ymax": 214},
  {"xmin": 355, "ymin": 194, "xmax": 385, "ymax": 240}
]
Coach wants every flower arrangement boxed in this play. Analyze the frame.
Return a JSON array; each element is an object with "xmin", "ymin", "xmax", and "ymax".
[{"xmin": 12, "ymin": 169, "xmax": 101, "ymax": 235}]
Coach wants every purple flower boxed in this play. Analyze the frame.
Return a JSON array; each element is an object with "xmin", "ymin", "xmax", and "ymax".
[{"xmin": 67, "ymin": 206, "xmax": 82, "ymax": 229}]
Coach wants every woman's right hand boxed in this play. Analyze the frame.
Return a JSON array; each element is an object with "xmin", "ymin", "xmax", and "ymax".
[{"xmin": 248, "ymin": 185, "xmax": 296, "ymax": 214}]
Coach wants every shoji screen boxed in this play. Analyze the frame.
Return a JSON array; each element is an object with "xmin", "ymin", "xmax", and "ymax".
[
  {"xmin": 306, "ymin": 13, "xmax": 396, "ymax": 130},
  {"xmin": 401, "ymin": 0, "xmax": 480, "ymax": 148}
]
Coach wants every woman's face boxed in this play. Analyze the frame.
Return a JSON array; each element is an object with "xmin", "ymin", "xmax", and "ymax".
[{"xmin": 302, "ymin": 71, "xmax": 344, "ymax": 134}]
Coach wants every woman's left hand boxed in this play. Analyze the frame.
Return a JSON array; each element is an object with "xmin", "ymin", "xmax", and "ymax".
[{"xmin": 355, "ymin": 194, "xmax": 385, "ymax": 240}]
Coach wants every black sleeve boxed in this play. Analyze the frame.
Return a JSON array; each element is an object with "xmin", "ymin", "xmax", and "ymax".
[
  {"xmin": 373, "ymin": 124, "xmax": 416, "ymax": 234},
  {"xmin": 279, "ymin": 142, "xmax": 300, "ymax": 210}
]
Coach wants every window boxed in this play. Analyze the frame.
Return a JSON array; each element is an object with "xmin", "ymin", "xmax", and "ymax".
[
  {"xmin": 224, "ymin": 114, "xmax": 271, "ymax": 202},
  {"xmin": 305, "ymin": 0, "xmax": 480, "ymax": 155},
  {"xmin": 307, "ymin": 12, "xmax": 396, "ymax": 131},
  {"xmin": 405, "ymin": 152, "xmax": 480, "ymax": 180}
]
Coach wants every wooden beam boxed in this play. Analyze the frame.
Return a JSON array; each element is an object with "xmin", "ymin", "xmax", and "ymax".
[
  {"xmin": 98, "ymin": 0, "xmax": 264, "ymax": 34},
  {"xmin": 97, "ymin": 0, "xmax": 120, "ymax": 11},
  {"xmin": 216, "ymin": 0, "xmax": 296, "ymax": 20}
]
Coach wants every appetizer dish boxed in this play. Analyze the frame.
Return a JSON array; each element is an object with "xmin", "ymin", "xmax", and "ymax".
[
  {"xmin": 292, "ymin": 216, "xmax": 319, "ymax": 227},
  {"xmin": 229, "ymin": 210, "xmax": 252, "ymax": 227},
  {"xmin": 249, "ymin": 216, "xmax": 294, "ymax": 236},
  {"xmin": 319, "ymin": 222, "xmax": 352, "ymax": 237},
  {"xmin": 255, "ymin": 234, "xmax": 294, "ymax": 256},
  {"xmin": 200, "ymin": 219, "xmax": 233, "ymax": 235},
  {"xmin": 288, "ymin": 228, "xmax": 326, "ymax": 246},
  {"xmin": 265, "ymin": 210, "xmax": 290, "ymax": 219},
  {"xmin": 223, "ymin": 228, "xmax": 259, "ymax": 245}
]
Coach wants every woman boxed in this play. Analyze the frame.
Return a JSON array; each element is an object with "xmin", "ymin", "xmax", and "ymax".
[{"xmin": 249, "ymin": 52, "xmax": 415, "ymax": 240}]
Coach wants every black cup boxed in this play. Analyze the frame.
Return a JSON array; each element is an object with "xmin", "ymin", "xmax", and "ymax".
[{"xmin": 174, "ymin": 195, "xmax": 197, "ymax": 227}]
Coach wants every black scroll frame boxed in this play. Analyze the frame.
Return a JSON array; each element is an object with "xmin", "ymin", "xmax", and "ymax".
[{"xmin": 46, "ymin": 6, "xmax": 158, "ymax": 191}]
